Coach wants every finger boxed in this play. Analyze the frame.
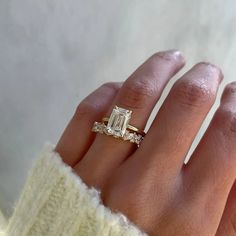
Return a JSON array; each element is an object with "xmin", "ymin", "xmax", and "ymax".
[
  {"xmin": 184, "ymin": 82, "xmax": 236, "ymax": 229},
  {"xmin": 216, "ymin": 181, "xmax": 236, "ymax": 235},
  {"xmin": 75, "ymin": 50, "xmax": 185, "ymax": 187},
  {"xmin": 55, "ymin": 82, "xmax": 122, "ymax": 166},
  {"xmin": 133, "ymin": 62, "xmax": 223, "ymax": 178}
]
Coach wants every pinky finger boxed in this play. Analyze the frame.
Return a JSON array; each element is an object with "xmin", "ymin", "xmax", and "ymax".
[{"xmin": 55, "ymin": 82, "xmax": 122, "ymax": 166}]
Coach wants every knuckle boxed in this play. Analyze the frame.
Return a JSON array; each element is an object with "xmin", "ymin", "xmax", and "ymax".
[
  {"xmin": 74, "ymin": 82, "xmax": 122, "ymax": 119},
  {"xmin": 101, "ymin": 82, "xmax": 122, "ymax": 93},
  {"xmin": 215, "ymin": 107, "xmax": 236, "ymax": 134},
  {"xmin": 222, "ymin": 82, "xmax": 236, "ymax": 98},
  {"xmin": 226, "ymin": 81, "xmax": 236, "ymax": 92},
  {"xmin": 173, "ymin": 79, "xmax": 215, "ymax": 109},
  {"xmin": 75, "ymin": 100, "xmax": 99, "ymax": 119},
  {"xmin": 213, "ymin": 107, "xmax": 236, "ymax": 170},
  {"xmin": 120, "ymin": 79, "xmax": 155, "ymax": 109}
]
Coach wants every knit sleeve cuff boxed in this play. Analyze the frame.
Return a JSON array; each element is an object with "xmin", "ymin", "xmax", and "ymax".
[
  {"xmin": 0, "ymin": 210, "xmax": 6, "ymax": 236},
  {"xmin": 6, "ymin": 144, "xmax": 147, "ymax": 236}
]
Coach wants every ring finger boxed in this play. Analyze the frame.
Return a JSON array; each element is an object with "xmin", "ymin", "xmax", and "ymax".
[{"xmin": 75, "ymin": 50, "xmax": 185, "ymax": 188}]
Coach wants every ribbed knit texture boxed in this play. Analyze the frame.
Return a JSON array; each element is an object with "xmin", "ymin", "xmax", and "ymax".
[
  {"xmin": 3, "ymin": 144, "xmax": 147, "ymax": 236},
  {"xmin": 0, "ymin": 211, "xmax": 6, "ymax": 236}
]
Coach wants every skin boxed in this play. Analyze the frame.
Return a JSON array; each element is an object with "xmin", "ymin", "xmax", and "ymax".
[{"xmin": 55, "ymin": 50, "xmax": 236, "ymax": 235}]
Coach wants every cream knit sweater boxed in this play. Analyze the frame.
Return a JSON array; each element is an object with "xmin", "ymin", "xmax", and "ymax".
[{"xmin": 0, "ymin": 144, "xmax": 147, "ymax": 236}]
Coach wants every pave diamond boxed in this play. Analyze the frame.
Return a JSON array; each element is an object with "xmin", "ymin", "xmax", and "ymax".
[
  {"xmin": 92, "ymin": 122, "xmax": 105, "ymax": 134},
  {"xmin": 123, "ymin": 131, "xmax": 134, "ymax": 141},
  {"xmin": 107, "ymin": 106, "xmax": 132, "ymax": 137}
]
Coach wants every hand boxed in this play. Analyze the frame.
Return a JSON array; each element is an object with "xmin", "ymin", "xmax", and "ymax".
[{"xmin": 55, "ymin": 50, "xmax": 236, "ymax": 235}]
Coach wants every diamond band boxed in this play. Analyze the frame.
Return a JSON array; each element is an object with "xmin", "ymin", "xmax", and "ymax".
[
  {"xmin": 92, "ymin": 122, "xmax": 144, "ymax": 146},
  {"xmin": 91, "ymin": 106, "xmax": 145, "ymax": 147}
]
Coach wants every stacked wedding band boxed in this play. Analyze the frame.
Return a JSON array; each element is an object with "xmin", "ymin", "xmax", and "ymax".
[{"xmin": 92, "ymin": 106, "xmax": 145, "ymax": 147}]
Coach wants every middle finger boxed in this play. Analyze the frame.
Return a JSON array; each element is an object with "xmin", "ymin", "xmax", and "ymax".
[{"xmin": 133, "ymin": 62, "xmax": 223, "ymax": 180}]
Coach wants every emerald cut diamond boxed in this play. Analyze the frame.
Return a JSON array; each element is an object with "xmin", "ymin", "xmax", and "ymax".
[{"xmin": 106, "ymin": 106, "xmax": 132, "ymax": 137}]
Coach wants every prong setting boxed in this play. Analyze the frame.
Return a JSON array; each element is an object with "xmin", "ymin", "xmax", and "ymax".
[{"xmin": 106, "ymin": 106, "xmax": 132, "ymax": 138}]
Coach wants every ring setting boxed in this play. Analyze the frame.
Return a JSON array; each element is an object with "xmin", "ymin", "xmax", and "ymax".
[{"xmin": 92, "ymin": 106, "xmax": 145, "ymax": 146}]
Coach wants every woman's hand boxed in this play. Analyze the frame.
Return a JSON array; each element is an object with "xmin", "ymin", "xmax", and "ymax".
[{"xmin": 55, "ymin": 50, "xmax": 236, "ymax": 235}]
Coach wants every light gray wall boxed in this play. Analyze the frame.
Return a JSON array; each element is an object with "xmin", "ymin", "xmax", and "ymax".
[{"xmin": 1, "ymin": 0, "xmax": 236, "ymax": 217}]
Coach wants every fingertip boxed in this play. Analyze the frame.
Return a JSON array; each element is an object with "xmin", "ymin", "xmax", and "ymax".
[{"xmin": 154, "ymin": 49, "xmax": 185, "ymax": 62}]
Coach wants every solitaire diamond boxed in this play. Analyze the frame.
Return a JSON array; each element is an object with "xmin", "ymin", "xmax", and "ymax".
[
  {"xmin": 106, "ymin": 106, "xmax": 132, "ymax": 137},
  {"xmin": 92, "ymin": 105, "xmax": 145, "ymax": 147}
]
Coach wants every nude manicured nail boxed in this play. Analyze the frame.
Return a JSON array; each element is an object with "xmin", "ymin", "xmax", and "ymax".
[
  {"xmin": 197, "ymin": 62, "xmax": 224, "ymax": 83},
  {"xmin": 156, "ymin": 49, "xmax": 185, "ymax": 63}
]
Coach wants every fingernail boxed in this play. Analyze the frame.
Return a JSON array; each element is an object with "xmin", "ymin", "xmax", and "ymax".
[
  {"xmin": 197, "ymin": 62, "xmax": 224, "ymax": 83},
  {"xmin": 157, "ymin": 49, "xmax": 185, "ymax": 63}
]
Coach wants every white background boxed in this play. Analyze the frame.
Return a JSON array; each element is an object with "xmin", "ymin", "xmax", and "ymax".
[{"xmin": 1, "ymin": 0, "xmax": 236, "ymax": 217}]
